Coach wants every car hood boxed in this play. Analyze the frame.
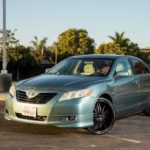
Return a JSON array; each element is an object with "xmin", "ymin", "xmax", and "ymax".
[{"xmin": 17, "ymin": 74, "xmax": 107, "ymax": 91}]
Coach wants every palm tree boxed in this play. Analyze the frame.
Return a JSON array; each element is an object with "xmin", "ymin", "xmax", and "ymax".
[
  {"xmin": 109, "ymin": 32, "xmax": 130, "ymax": 47},
  {"xmin": 30, "ymin": 36, "xmax": 48, "ymax": 63}
]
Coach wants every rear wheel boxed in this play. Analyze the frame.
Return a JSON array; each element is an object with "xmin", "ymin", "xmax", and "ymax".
[
  {"xmin": 87, "ymin": 98, "xmax": 116, "ymax": 135},
  {"xmin": 144, "ymin": 110, "xmax": 150, "ymax": 116}
]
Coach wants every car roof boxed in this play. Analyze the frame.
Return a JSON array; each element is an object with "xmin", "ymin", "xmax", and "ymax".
[{"xmin": 70, "ymin": 54, "xmax": 130, "ymax": 59}]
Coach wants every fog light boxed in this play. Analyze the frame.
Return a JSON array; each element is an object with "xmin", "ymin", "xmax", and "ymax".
[
  {"xmin": 5, "ymin": 109, "xmax": 9, "ymax": 114},
  {"xmin": 59, "ymin": 116, "xmax": 77, "ymax": 122},
  {"xmin": 67, "ymin": 116, "xmax": 76, "ymax": 121}
]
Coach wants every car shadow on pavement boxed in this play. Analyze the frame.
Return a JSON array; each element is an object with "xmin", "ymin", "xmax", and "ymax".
[
  {"xmin": 0, "ymin": 117, "xmax": 90, "ymax": 135},
  {"xmin": 1, "ymin": 115, "xmax": 150, "ymax": 137}
]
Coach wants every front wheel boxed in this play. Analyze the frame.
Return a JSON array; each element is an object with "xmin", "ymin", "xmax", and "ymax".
[{"xmin": 87, "ymin": 98, "xmax": 116, "ymax": 135}]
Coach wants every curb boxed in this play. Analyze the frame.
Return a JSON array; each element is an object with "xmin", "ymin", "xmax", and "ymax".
[{"xmin": 0, "ymin": 93, "xmax": 8, "ymax": 101}]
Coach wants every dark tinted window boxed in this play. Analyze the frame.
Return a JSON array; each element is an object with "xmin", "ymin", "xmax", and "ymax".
[{"xmin": 130, "ymin": 58, "xmax": 150, "ymax": 74}]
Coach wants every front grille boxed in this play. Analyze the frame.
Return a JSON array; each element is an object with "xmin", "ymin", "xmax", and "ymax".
[
  {"xmin": 16, "ymin": 90, "xmax": 57, "ymax": 104},
  {"xmin": 16, "ymin": 113, "xmax": 46, "ymax": 121}
]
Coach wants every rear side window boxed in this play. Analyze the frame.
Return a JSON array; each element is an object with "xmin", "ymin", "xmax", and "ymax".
[{"xmin": 129, "ymin": 58, "xmax": 150, "ymax": 75}]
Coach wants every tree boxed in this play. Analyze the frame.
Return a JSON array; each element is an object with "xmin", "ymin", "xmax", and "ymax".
[
  {"xmin": 96, "ymin": 32, "xmax": 140, "ymax": 55},
  {"xmin": 8, "ymin": 45, "xmax": 37, "ymax": 80},
  {"xmin": 50, "ymin": 28, "xmax": 95, "ymax": 60},
  {"xmin": 109, "ymin": 32, "xmax": 130, "ymax": 47},
  {"xmin": 0, "ymin": 29, "xmax": 19, "ymax": 48},
  {"xmin": 0, "ymin": 29, "xmax": 19, "ymax": 60},
  {"xmin": 30, "ymin": 36, "xmax": 48, "ymax": 63},
  {"xmin": 96, "ymin": 43, "xmax": 125, "ymax": 54},
  {"xmin": 127, "ymin": 42, "xmax": 140, "ymax": 55},
  {"xmin": 0, "ymin": 50, "xmax": 2, "ymax": 61}
]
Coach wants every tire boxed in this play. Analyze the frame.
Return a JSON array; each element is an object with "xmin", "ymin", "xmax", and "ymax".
[
  {"xmin": 87, "ymin": 97, "xmax": 116, "ymax": 135},
  {"xmin": 144, "ymin": 110, "xmax": 150, "ymax": 116}
]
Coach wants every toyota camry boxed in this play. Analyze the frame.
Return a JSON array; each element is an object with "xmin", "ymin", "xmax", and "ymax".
[{"xmin": 5, "ymin": 54, "xmax": 150, "ymax": 134}]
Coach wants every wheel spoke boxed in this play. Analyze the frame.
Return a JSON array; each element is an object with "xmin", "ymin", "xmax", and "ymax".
[
  {"xmin": 94, "ymin": 107, "xmax": 98, "ymax": 114},
  {"xmin": 97, "ymin": 122, "xmax": 102, "ymax": 128},
  {"xmin": 94, "ymin": 122, "xmax": 99, "ymax": 129},
  {"xmin": 97, "ymin": 119, "xmax": 105, "ymax": 128},
  {"xmin": 97, "ymin": 102, "xmax": 102, "ymax": 113},
  {"xmin": 104, "ymin": 110, "xmax": 109, "ymax": 116},
  {"xmin": 93, "ymin": 112, "xmax": 98, "ymax": 118},
  {"xmin": 94, "ymin": 120, "xmax": 102, "ymax": 129},
  {"xmin": 102, "ymin": 105, "xmax": 105, "ymax": 113}
]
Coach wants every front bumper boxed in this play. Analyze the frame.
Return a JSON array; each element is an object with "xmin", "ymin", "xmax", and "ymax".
[{"xmin": 5, "ymin": 94, "xmax": 96, "ymax": 128}]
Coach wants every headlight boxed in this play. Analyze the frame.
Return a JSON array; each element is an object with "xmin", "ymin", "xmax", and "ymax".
[
  {"xmin": 59, "ymin": 89, "xmax": 93, "ymax": 101},
  {"xmin": 9, "ymin": 85, "xmax": 16, "ymax": 97}
]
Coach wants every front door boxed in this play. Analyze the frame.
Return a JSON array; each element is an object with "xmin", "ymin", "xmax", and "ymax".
[{"xmin": 112, "ymin": 58, "xmax": 140, "ymax": 117}]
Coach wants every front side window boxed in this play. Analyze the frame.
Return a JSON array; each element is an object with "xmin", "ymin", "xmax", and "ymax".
[
  {"xmin": 129, "ymin": 58, "xmax": 150, "ymax": 75},
  {"xmin": 47, "ymin": 58, "xmax": 114, "ymax": 76},
  {"xmin": 115, "ymin": 59, "xmax": 133, "ymax": 76}
]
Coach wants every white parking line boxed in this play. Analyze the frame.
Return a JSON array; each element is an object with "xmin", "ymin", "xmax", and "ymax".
[
  {"xmin": 106, "ymin": 135, "xmax": 141, "ymax": 144},
  {"xmin": 90, "ymin": 145, "xmax": 97, "ymax": 148},
  {"xmin": 121, "ymin": 138, "xmax": 141, "ymax": 144}
]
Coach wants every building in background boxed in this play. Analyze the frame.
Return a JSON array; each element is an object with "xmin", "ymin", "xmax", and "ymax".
[
  {"xmin": 140, "ymin": 47, "xmax": 150, "ymax": 53},
  {"xmin": 140, "ymin": 47, "xmax": 150, "ymax": 59}
]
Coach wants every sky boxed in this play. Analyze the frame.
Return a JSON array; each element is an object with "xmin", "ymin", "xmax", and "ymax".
[{"xmin": 0, "ymin": 0, "xmax": 150, "ymax": 48}]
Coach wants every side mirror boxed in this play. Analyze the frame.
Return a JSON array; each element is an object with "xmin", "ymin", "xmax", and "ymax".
[
  {"xmin": 115, "ymin": 71, "xmax": 129, "ymax": 77},
  {"xmin": 45, "ymin": 68, "xmax": 51, "ymax": 73}
]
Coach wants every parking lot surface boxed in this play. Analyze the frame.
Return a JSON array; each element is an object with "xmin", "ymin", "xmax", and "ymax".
[{"xmin": 0, "ymin": 102, "xmax": 150, "ymax": 150}]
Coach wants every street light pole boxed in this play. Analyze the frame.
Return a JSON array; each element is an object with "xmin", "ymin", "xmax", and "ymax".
[
  {"xmin": 0, "ymin": 0, "xmax": 12, "ymax": 92},
  {"xmin": 1, "ymin": 0, "xmax": 7, "ymax": 73},
  {"xmin": 54, "ymin": 42, "xmax": 58, "ymax": 65}
]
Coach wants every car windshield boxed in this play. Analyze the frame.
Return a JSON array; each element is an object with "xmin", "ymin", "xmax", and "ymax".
[{"xmin": 47, "ymin": 58, "xmax": 113, "ymax": 76}]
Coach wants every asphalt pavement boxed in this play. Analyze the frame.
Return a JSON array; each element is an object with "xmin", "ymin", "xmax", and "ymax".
[{"xmin": 0, "ymin": 102, "xmax": 150, "ymax": 150}]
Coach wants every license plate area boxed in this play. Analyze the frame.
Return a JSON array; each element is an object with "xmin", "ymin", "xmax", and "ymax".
[{"xmin": 22, "ymin": 105, "xmax": 36, "ymax": 117}]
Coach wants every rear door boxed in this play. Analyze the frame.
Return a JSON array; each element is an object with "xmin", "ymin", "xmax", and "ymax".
[{"xmin": 129, "ymin": 57, "xmax": 150, "ymax": 110}]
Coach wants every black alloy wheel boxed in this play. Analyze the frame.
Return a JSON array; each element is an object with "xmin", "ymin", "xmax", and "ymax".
[{"xmin": 88, "ymin": 97, "xmax": 116, "ymax": 135}]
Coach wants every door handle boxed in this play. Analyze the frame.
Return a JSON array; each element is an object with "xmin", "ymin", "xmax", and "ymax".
[{"xmin": 133, "ymin": 80, "xmax": 139, "ymax": 85}]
